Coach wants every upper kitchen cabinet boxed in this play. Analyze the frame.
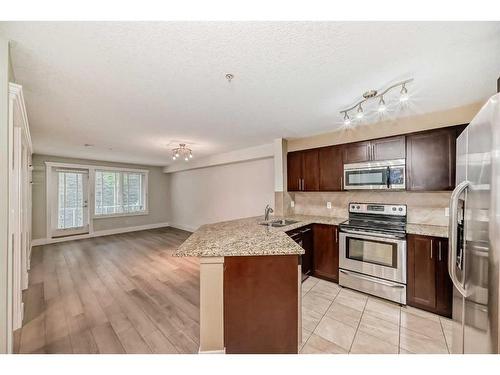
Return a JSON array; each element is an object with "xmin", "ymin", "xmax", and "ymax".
[
  {"xmin": 406, "ymin": 127, "xmax": 457, "ymax": 191},
  {"xmin": 318, "ymin": 145, "xmax": 343, "ymax": 191},
  {"xmin": 343, "ymin": 136, "xmax": 405, "ymax": 164},
  {"xmin": 343, "ymin": 141, "xmax": 371, "ymax": 164},
  {"xmin": 287, "ymin": 149, "xmax": 319, "ymax": 191},
  {"xmin": 371, "ymin": 136, "xmax": 406, "ymax": 161}
]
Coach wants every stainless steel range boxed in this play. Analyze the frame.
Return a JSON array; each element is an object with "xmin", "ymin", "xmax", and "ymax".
[{"xmin": 339, "ymin": 203, "xmax": 407, "ymax": 304}]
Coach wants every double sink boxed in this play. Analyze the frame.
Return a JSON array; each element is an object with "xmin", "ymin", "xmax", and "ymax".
[{"xmin": 260, "ymin": 219, "xmax": 299, "ymax": 228}]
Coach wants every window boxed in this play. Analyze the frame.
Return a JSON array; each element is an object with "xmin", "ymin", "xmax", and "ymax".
[
  {"xmin": 94, "ymin": 170, "xmax": 147, "ymax": 216},
  {"xmin": 57, "ymin": 170, "xmax": 86, "ymax": 229}
]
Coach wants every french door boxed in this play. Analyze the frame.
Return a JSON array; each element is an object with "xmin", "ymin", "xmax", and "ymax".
[{"xmin": 50, "ymin": 168, "xmax": 90, "ymax": 238}]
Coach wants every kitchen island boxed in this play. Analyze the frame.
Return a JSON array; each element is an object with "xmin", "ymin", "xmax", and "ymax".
[{"xmin": 175, "ymin": 216, "xmax": 314, "ymax": 354}]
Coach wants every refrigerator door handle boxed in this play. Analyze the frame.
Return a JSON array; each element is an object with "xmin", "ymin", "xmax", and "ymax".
[{"xmin": 448, "ymin": 180, "xmax": 469, "ymax": 298}]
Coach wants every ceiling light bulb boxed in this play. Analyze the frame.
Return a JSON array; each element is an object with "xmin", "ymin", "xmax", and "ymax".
[
  {"xmin": 400, "ymin": 85, "xmax": 409, "ymax": 102},
  {"xmin": 175, "ymin": 152, "xmax": 179, "ymax": 157},
  {"xmin": 378, "ymin": 97, "xmax": 386, "ymax": 112},
  {"xmin": 356, "ymin": 105, "xmax": 364, "ymax": 119},
  {"xmin": 343, "ymin": 112, "xmax": 351, "ymax": 126},
  {"xmin": 189, "ymin": 153, "xmax": 193, "ymax": 158},
  {"xmin": 184, "ymin": 157, "xmax": 189, "ymax": 161},
  {"xmin": 172, "ymin": 156, "xmax": 176, "ymax": 160}
]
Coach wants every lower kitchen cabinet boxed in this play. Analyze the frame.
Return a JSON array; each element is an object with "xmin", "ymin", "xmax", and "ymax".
[
  {"xmin": 312, "ymin": 224, "xmax": 339, "ymax": 282},
  {"xmin": 407, "ymin": 234, "xmax": 452, "ymax": 317}
]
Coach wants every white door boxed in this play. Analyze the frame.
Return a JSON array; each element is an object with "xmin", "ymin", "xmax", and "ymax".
[{"xmin": 50, "ymin": 168, "xmax": 90, "ymax": 238}]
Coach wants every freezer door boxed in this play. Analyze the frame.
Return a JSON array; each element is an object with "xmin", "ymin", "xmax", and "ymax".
[
  {"xmin": 462, "ymin": 94, "xmax": 498, "ymax": 354},
  {"xmin": 450, "ymin": 128, "xmax": 468, "ymax": 354}
]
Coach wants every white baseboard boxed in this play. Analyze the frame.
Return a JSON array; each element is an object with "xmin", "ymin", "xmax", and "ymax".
[
  {"xmin": 169, "ymin": 223, "xmax": 198, "ymax": 233},
  {"xmin": 32, "ymin": 222, "xmax": 170, "ymax": 246},
  {"xmin": 198, "ymin": 347, "xmax": 226, "ymax": 354}
]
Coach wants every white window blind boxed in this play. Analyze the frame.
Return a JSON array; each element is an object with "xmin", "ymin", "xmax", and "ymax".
[{"xmin": 94, "ymin": 170, "xmax": 146, "ymax": 216}]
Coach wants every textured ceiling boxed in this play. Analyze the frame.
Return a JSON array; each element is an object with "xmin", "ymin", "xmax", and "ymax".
[{"xmin": 1, "ymin": 21, "xmax": 499, "ymax": 166}]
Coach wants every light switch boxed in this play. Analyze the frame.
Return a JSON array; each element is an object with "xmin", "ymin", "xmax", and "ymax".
[
  {"xmin": 444, "ymin": 207, "xmax": 449, "ymax": 217},
  {"xmin": 326, "ymin": 201, "xmax": 332, "ymax": 209},
  {"xmin": 291, "ymin": 201, "xmax": 295, "ymax": 208}
]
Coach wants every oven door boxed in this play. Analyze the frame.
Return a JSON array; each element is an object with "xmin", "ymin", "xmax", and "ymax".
[{"xmin": 339, "ymin": 229, "xmax": 406, "ymax": 284}]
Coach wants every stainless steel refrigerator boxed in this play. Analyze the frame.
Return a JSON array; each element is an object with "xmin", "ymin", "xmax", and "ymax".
[{"xmin": 448, "ymin": 93, "xmax": 500, "ymax": 354}]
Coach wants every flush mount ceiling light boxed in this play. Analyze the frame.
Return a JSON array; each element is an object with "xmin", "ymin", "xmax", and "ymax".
[
  {"xmin": 340, "ymin": 78, "xmax": 413, "ymax": 125},
  {"xmin": 171, "ymin": 143, "xmax": 193, "ymax": 161}
]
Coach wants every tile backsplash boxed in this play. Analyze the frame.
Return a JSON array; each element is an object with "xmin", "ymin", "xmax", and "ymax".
[{"xmin": 288, "ymin": 191, "xmax": 451, "ymax": 226}]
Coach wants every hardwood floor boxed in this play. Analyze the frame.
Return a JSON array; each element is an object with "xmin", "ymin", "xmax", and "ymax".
[{"xmin": 15, "ymin": 227, "xmax": 199, "ymax": 354}]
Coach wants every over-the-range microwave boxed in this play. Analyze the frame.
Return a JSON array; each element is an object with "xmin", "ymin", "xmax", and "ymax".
[{"xmin": 343, "ymin": 159, "xmax": 405, "ymax": 190}]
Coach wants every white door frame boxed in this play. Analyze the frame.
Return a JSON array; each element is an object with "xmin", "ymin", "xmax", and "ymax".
[{"xmin": 46, "ymin": 165, "xmax": 90, "ymax": 238}]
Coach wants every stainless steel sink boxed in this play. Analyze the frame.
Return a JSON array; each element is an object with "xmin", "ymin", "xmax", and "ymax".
[{"xmin": 260, "ymin": 219, "xmax": 299, "ymax": 227}]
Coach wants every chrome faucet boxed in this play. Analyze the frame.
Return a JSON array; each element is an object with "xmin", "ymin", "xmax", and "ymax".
[{"xmin": 264, "ymin": 204, "xmax": 274, "ymax": 221}]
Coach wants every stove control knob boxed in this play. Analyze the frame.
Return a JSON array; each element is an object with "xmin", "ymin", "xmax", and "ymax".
[
  {"xmin": 398, "ymin": 207, "xmax": 403, "ymax": 211},
  {"xmin": 356, "ymin": 205, "xmax": 360, "ymax": 209},
  {"xmin": 392, "ymin": 207, "xmax": 396, "ymax": 211}
]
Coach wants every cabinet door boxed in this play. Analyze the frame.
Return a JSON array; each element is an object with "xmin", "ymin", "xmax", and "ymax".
[
  {"xmin": 406, "ymin": 128, "xmax": 456, "ymax": 191},
  {"xmin": 313, "ymin": 224, "xmax": 339, "ymax": 282},
  {"xmin": 371, "ymin": 136, "xmax": 406, "ymax": 161},
  {"xmin": 436, "ymin": 238, "xmax": 453, "ymax": 318},
  {"xmin": 287, "ymin": 151, "xmax": 303, "ymax": 191},
  {"xmin": 343, "ymin": 141, "xmax": 371, "ymax": 164},
  {"xmin": 319, "ymin": 146, "xmax": 343, "ymax": 191},
  {"xmin": 407, "ymin": 234, "xmax": 437, "ymax": 311},
  {"xmin": 302, "ymin": 149, "xmax": 320, "ymax": 191}
]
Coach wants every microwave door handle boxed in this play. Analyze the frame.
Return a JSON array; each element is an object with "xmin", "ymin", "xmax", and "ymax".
[
  {"xmin": 386, "ymin": 166, "xmax": 390, "ymax": 188},
  {"xmin": 448, "ymin": 180, "xmax": 469, "ymax": 298}
]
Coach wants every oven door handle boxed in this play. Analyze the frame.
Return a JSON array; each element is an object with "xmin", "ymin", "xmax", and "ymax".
[
  {"xmin": 340, "ymin": 228, "xmax": 405, "ymax": 241},
  {"xmin": 340, "ymin": 269, "xmax": 405, "ymax": 288},
  {"xmin": 386, "ymin": 166, "xmax": 390, "ymax": 188}
]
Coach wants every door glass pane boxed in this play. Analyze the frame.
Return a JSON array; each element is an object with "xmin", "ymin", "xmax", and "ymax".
[
  {"xmin": 57, "ymin": 172, "xmax": 84, "ymax": 229},
  {"xmin": 347, "ymin": 237, "xmax": 397, "ymax": 268}
]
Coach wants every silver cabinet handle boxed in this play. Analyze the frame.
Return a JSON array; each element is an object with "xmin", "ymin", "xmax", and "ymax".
[
  {"xmin": 335, "ymin": 227, "xmax": 338, "ymax": 243},
  {"xmin": 298, "ymin": 178, "xmax": 301, "ymax": 191},
  {"xmin": 430, "ymin": 239, "xmax": 433, "ymax": 259},
  {"xmin": 438, "ymin": 241, "xmax": 442, "ymax": 262},
  {"xmin": 449, "ymin": 180, "xmax": 470, "ymax": 297},
  {"xmin": 340, "ymin": 176, "xmax": 343, "ymax": 190},
  {"xmin": 302, "ymin": 178, "xmax": 305, "ymax": 191}
]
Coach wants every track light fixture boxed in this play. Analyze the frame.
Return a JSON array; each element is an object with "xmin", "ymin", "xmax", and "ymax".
[
  {"xmin": 171, "ymin": 144, "xmax": 193, "ymax": 162},
  {"xmin": 339, "ymin": 79, "xmax": 413, "ymax": 125}
]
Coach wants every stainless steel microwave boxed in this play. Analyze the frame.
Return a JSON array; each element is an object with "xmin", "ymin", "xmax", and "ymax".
[{"xmin": 343, "ymin": 159, "xmax": 406, "ymax": 190}]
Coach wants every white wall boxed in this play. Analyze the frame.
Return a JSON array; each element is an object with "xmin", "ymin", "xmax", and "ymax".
[{"xmin": 168, "ymin": 157, "xmax": 274, "ymax": 232}]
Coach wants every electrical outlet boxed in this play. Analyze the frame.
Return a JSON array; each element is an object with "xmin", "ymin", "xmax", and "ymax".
[
  {"xmin": 326, "ymin": 201, "xmax": 332, "ymax": 209},
  {"xmin": 444, "ymin": 207, "xmax": 449, "ymax": 217},
  {"xmin": 291, "ymin": 201, "xmax": 295, "ymax": 208}
]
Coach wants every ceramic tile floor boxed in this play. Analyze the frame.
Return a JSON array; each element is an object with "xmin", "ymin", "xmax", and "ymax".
[{"xmin": 300, "ymin": 276, "xmax": 452, "ymax": 354}]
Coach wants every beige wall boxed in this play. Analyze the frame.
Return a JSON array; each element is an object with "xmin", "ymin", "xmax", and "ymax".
[
  {"xmin": 287, "ymin": 101, "xmax": 483, "ymax": 152},
  {"xmin": 168, "ymin": 157, "xmax": 274, "ymax": 232},
  {"xmin": 31, "ymin": 154, "xmax": 170, "ymax": 240}
]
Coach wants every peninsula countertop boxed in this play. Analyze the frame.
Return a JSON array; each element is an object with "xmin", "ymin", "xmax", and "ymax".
[
  {"xmin": 174, "ymin": 214, "xmax": 450, "ymax": 257},
  {"xmin": 174, "ymin": 215, "xmax": 346, "ymax": 257}
]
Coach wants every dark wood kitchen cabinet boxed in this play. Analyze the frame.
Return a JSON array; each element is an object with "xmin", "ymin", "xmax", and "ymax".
[
  {"xmin": 318, "ymin": 145, "xmax": 343, "ymax": 191},
  {"xmin": 406, "ymin": 128, "xmax": 456, "ymax": 191},
  {"xmin": 287, "ymin": 149, "xmax": 319, "ymax": 191},
  {"xmin": 343, "ymin": 136, "xmax": 405, "ymax": 164},
  {"xmin": 312, "ymin": 224, "xmax": 339, "ymax": 282},
  {"xmin": 371, "ymin": 136, "xmax": 406, "ymax": 161},
  {"xmin": 407, "ymin": 234, "xmax": 452, "ymax": 317}
]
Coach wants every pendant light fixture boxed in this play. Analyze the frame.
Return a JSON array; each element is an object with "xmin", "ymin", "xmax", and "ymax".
[
  {"xmin": 171, "ymin": 144, "xmax": 193, "ymax": 162},
  {"xmin": 340, "ymin": 78, "xmax": 413, "ymax": 125}
]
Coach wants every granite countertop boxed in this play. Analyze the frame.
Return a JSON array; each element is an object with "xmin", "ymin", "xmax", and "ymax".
[
  {"xmin": 406, "ymin": 223, "xmax": 449, "ymax": 238},
  {"xmin": 174, "ymin": 214, "xmax": 346, "ymax": 257},
  {"xmin": 175, "ymin": 214, "xmax": 449, "ymax": 258}
]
